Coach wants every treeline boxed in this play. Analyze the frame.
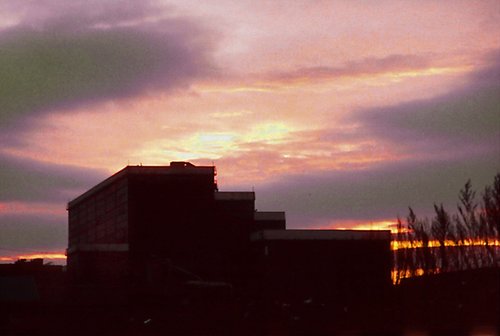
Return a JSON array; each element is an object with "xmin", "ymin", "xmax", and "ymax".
[{"xmin": 393, "ymin": 173, "xmax": 500, "ymax": 284}]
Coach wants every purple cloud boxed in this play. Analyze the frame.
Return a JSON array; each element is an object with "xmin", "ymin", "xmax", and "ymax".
[
  {"xmin": 0, "ymin": 152, "xmax": 108, "ymax": 258},
  {"xmin": 0, "ymin": 214, "xmax": 67, "ymax": 258},
  {"xmin": 0, "ymin": 153, "xmax": 107, "ymax": 203},
  {"xmin": 0, "ymin": 0, "xmax": 217, "ymax": 126},
  {"xmin": 255, "ymin": 154, "xmax": 499, "ymax": 229},
  {"xmin": 348, "ymin": 51, "xmax": 500, "ymax": 158}
]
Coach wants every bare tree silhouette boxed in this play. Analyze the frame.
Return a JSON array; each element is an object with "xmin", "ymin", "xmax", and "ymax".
[{"xmin": 393, "ymin": 173, "xmax": 500, "ymax": 284}]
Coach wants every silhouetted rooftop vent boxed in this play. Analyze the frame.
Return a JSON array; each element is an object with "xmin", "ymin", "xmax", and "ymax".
[{"xmin": 170, "ymin": 161, "xmax": 195, "ymax": 168}]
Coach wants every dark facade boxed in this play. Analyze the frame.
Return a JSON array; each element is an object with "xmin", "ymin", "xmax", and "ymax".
[
  {"xmin": 0, "ymin": 259, "xmax": 65, "ymax": 303},
  {"xmin": 68, "ymin": 162, "xmax": 280, "ymax": 284},
  {"xmin": 67, "ymin": 162, "xmax": 391, "ymax": 300},
  {"xmin": 249, "ymin": 230, "xmax": 392, "ymax": 302}
]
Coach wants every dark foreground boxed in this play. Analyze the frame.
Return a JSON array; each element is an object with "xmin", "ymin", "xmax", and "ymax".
[{"xmin": 1, "ymin": 268, "xmax": 498, "ymax": 335}]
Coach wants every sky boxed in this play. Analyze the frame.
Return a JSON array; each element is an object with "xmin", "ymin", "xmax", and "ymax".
[{"xmin": 1, "ymin": 0, "xmax": 499, "ymax": 262}]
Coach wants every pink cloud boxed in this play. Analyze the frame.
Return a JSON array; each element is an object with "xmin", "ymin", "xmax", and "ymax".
[{"xmin": 0, "ymin": 201, "xmax": 64, "ymax": 217}]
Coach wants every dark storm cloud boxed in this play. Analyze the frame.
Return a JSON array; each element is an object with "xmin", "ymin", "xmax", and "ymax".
[
  {"xmin": 0, "ymin": 153, "xmax": 107, "ymax": 202},
  {"xmin": 255, "ymin": 154, "xmax": 499, "ymax": 228},
  {"xmin": 0, "ymin": 0, "xmax": 217, "ymax": 125}
]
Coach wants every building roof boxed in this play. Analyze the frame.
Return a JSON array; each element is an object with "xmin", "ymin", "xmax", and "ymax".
[
  {"xmin": 250, "ymin": 229, "xmax": 391, "ymax": 241},
  {"xmin": 254, "ymin": 212, "xmax": 286, "ymax": 221},
  {"xmin": 214, "ymin": 192, "xmax": 255, "ymax": 201},
  {"xmin": 68, "ymin": 162, "xmax": 215, "ymax": 209}
]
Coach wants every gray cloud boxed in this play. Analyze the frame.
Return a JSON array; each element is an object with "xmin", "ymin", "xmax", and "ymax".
[
  {"xmin": 0, "ymin": 153, "xmax": 107, "ymax": 202},
  {"xmin": 255, "ymin": 154, "xmax": 499, "ymax": 228},
  {"xmin": 0, "ymin": 214, "xmax": 67, "ymax": 257},
  {"xmin": 0, "ymin": 0, "xmax": 217, "ymax": 126},
  {"xmin": 0, "ymin": 153, "xmax": 107, "ymax": 258},
  {"xmin": 350, "ymin": 51, "xmax": 500, "ymax": 155}
]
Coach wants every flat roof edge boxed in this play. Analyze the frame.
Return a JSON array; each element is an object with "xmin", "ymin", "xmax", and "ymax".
[
  {"xmin": 68, "ymin": 167, "xmax": 129, "ymax": 209},
  {"xmin": 215, "ymin": 191, "xmax": 255, "ymax": 200},
  {"xmin": 250, "ymin": 229, "xmax": 391, "ymax": 241},
  {"xmin": 254, "ymin": 211, "xmax": 286, "ymax": 221},
  {"xmin": 68, "ymin": 164, "xmax": 215, "ymax": 208}
]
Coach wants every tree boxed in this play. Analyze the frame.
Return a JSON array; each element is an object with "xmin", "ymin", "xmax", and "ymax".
[
  {"xmin": 480, "ymin": 173, "xmax": 500, "ymax": 266},
  {"xmin": 432, "ymin": 204, "xmax": 451, "ymax": 271},
  {"xmin": 395, "ymin": 173, "xmax": 500, "ymax": 281}
]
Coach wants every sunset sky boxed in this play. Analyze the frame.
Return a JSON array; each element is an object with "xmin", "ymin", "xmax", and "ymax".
[{"xmin": 1, "ymin": 0, "xmax": 499, "ymax": 262}]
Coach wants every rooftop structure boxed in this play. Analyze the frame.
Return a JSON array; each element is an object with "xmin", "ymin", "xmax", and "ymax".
[{"xmin": 250, "ymin": 229, "xmax": 390, "ymax": 241}]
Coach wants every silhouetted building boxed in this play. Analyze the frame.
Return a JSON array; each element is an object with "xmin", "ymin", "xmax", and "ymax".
[
  {"xmin": 0, "ymin": 259, "xmax": 65, "ymax": 303},
  {"xmin": 67, "ymin": 162, "xmax": 391, "ymax": 301},
  {"xmin": 249, "ymin": 230, "xmax": 392, "ymax": 302}
]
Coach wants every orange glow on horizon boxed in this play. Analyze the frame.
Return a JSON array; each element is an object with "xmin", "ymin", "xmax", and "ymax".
[
  {"xmin": 319, "ymin": 220, "xmax": 398, "ymax": 233},
  {"xmin": 0, "ymin": 253, "xmax": 67, "ymax": 263},
  {"xmin": 392, "ymin": 239, "xmax": 500, "ymax": 251}
]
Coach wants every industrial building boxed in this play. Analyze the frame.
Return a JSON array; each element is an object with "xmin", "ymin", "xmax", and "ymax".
[{"xmin": 67, "ymin": 162, "xmax": 391, "ymax": 300}]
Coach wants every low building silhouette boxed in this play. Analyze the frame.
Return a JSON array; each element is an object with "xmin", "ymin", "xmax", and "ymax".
[
  {"xmin": 67, "ymin": 162, "xmax": 391, "ymax": 302},
  {"xmin": 250, "ymin": 230, "xmax": 391, "ymax": 303},
  {"xmin": 0, "ymin": 259, "xmax": 65, "ymax": 303}
]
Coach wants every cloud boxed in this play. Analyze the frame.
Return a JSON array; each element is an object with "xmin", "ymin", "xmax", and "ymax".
[
  {"xmin": 266, "ymin": 54, "xmax": 433, "ymax": 83},
  {"xmin": 0, "ymin": 151, "xmax": 107, "ymax": 257},
  {"xmin": 254, "ymin": 154, "xmax": 499, "ymax": 229},
  {"xmin": 251, "ymin": 53, "xmax": 500, "ymax": 229},
  {"xmin": 0, "ymin": 153, "xmax": 107, "ymax": 202},
  {"xmin": 0, "ymin": 214, "xmax": 67, "ymax": 255},
  {"xmin": 0, "ymin": 0, "xmax": 217, "ymax": 126},
  {"xmin": 350, "ymin": 51, "xmax": 500, "ymax": 157},
  {"xmin": 0, "ymin": 150, "xmax": 108, "ymax": 258}
]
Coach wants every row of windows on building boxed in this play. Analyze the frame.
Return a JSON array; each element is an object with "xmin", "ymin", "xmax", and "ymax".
[{"xmin": 69, "ymin": 181, "xmax": 128, "ymax": 245}]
